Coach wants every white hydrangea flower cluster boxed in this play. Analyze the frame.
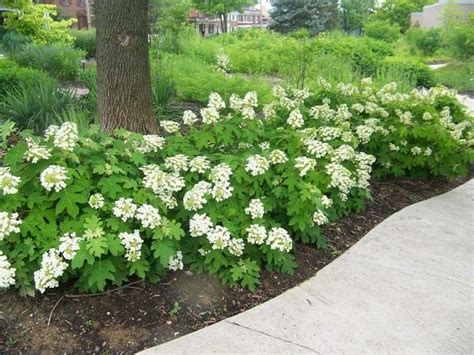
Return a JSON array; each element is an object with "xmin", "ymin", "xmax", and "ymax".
[
  {"xmin": 246, "ymin": 224, "xmax": 267, "ymax": 245},
  {"xmin": 113, "ymin": 198, "xmax": 137, "ymax": 222},
  {"xmin": 201, "ymin": 92, "xmax": 225, "ymax": 125},
  {"xmin": 183, "ymin": 181, "xmax": 212, "ymax": 211},
  {"xmin": 263, "ymin": 102, "xmax": 277, "ymax": 120},
  {"xmin": 245, "ymin": 155, "xmax": 270, "ymax": 176},
  {"xmin": 183, "ymin": 110, "xmax": 198, "ymax": 126},
  {"xmin": 303, "ymin": 139, "xmax": 332, "ymax": 158},
  {"xmin": 228, "ymin": 238, "xmax": 245, "ymax": 256},
  {"xmin": 136, "ymin": 204, "xmax": 162, "ymax": 229},
  {"xmin": 245, "ymin": 199, "xmax": 265, "ymax": 219},
  {"xmin": 88, "ymin": 193, "xmax": 105, "ymax": 209},
  {"xmin": 321, "ymin": 195, "xmax": 333, "ymax": 208},
  {"xmin": 313, "ymin": 209, "xmax": 329, "ymax": 226},
  {"xmin": 136, "ymin": 135, "xmax": 166, "ymax": 153},
  {"xmin": 0, "ymin": 251, "xmax": 15, "ymax": 288},
  {"xmin": 266, "ymin": 227, "xmax": 292, "ymax": 252},
  {"xmin": 161, "ymin": 120, "xmax": 180, "ymax": 134},
  {"xmin": 209, "ymin": 163, "xmax": 233, "ymax": 202},
  {"xmin": 53, "ymin": 122, "xmax": 78, "ymax": 151},
  {"xmin": 287, "ymin": 109, "xmax": 304, "ymax": 129},
  {"xmin": 326, "ymin": 162, "xmax": 354, "ymax": 200},
  {"xmin": 141, "ymin": 164, "xmax": 185, "ymax": 208},
  {"xmin": 396, "ymin": 110, "xmax": 413, "ymax": 125},
  {"xmin": 411, "ymin": 146, "xmax": 423, "ymax": 155},
  {"xmin": 168, "ymin": 250, "xmax": 184, "ymax": 271},
  {"xmin": 229, "ymin": 91, "xmax": 258, "ymax": 119},
  {"xmin": 165, "ymin": 154, "xmax": 189, "ymax": 172},
  {"xmin": 118, "ymin": 230, "xmax": 143, "ymax": 262},
  {"xmin": 317, "ymin": 126, "xmax": 342, "ymax": 141},
  {"xmin": 294, "ymin": 156, "xmax": 316, "ymax": 177},
  {"xmin": 44, "ymin": 125, "xmax": 59, "ymax": 139},
  {"xmin": 207, "ymin": 225, "xmax": 232, "ymax": 250},
  {"xmin": 337, "ymin": 83, "xmax": 359, "ymax": 96},
  {"xmin": 59, "ymin": 232, "xmax": 81, "ymax": 260},
  {"xmin": 354, "ymin": 152, "xmax": 376, "ymax": 189},
  {"xmin": 25, "ymin": 138, "xmax": 51, "ymax": 164},
  {"xmin": 189, "ymin": 156, "xmax": 210, "ymax": 174},
  {"xmin": 34, "ymin": 249, "xmax": 68, "ymax": 293},
  {"xmin": 259, "ymin": 142, "xmax": 270, "ymax": 151},
  {"xmin": 269, "ymin": 149, "xmax": 288, "ymax": 164},
  {"xmin": 0, "ymin": 167, "xmax": 20, "ymax": 195},
  {"xmin": 389, "ymin": 143, "xmax": 400, "ymax": 152},
  {"xmin": 189, "ymin": 213, "xmax": 213, "ymax": 237},
  {"xmin": 40, "ymin": 165, "xmax": 68, "ymax": 192},
  {"xmin": 331, "ymin": 145, "xmax": 356, "ymax": 163},
  {"xmin": 216, "ymin": 49, "xmax": 230, "ymax": 74}
]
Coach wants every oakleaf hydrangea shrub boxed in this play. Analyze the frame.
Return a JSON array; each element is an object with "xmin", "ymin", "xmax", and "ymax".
[
  {"xmin": 1, "ymin": 83, "xmax": 471, "ymax": 296},
  {"xmin": 0, "ymin": 90, "xmax": 376, "ymax": 295},
  {"xmin": 309, "ymin": 79, "xmax": 473, "ymax": 177}
]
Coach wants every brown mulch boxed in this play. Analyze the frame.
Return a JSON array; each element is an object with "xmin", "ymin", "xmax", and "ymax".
[{"xmin": 0, "ymin": 174, "xmax": 471, "ymax": 354}]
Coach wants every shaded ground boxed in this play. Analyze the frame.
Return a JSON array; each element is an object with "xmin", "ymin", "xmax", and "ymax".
[{"xmin": 0, "ymin": 174, "xmax": 471, "ymax": 354}]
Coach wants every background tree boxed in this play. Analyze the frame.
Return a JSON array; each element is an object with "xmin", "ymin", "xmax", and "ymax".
[
  {"xmin": 1, "ymin": 0, "xmax": 76, "ymax": 44},
  {"xmin": 149, "ymin": 0, "xmax": 192, "ymax": 53},
  {"xmin": 192, "ymin": 0, "xmax": 256, "ymax": 33},
  {"xmin": 370, "ymin": 0, "xmax": 436, "ymax": 32},
  {"xmin": 340, "ymin": 0, "xmax": 375, "ymax": 34},
  {"xmin": 269, "ymin": 0, "xmax": 339, "ymax": 36},
  {"xmin": 95, "ymin": 0, "xmax": 158, "ymax": 133}
]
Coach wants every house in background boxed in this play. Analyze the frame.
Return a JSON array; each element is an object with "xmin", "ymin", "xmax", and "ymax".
[
  {"xmin": 411, "ymin": 0, "xmax": 474, "ymax": 28},
  {"xmin": 36, "ymin": 0, "xmax": 93, "ymax": 29},
  {"xmin": 188, "ymin": 2, "xmax": 270, "ymax": 37}
]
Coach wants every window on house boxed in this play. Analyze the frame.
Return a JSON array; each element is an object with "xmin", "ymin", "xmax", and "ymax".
[
  {"xmin": 208, "ymin": 24, "xmax": 214, "ymax": 33},
  {"xmin": 60, "ymin": 0, "xmax": 70, "ymax": 6},
  {"xmin": 77, "ymin": 0, "xmax": 86, "ymax": 7}
]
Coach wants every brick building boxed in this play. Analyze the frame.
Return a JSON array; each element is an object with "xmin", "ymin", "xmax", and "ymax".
[{"xmin": 37, "ymin": 0, "xmax": 93, "ymax": 29}]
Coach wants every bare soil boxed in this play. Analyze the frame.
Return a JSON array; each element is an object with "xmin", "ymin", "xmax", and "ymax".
[{"xmin": 0, "ymin": 174, "xmax": 471, "ymax": 354}]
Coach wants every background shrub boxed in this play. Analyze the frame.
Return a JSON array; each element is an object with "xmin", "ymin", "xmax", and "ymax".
[
  {"xmin": 1, "ymin": 31, "xmax": 32, "ymax": 55},
  {"xmin": 379, "ymin": 57, "xmax": 436, "ymax": 87},
  {"xmin": 0, "ymin": 60, "xmax": 57, "ymax": 98},
  {"xmin": 406, "ymin": 28, "xmax": 442, "ymax": 56},
  {"xmin": 364, "ymin": 20, "xmax": 401, "ymax": 43},
  {"xmin": 12, "ymin": 42, "xmax": 86, "ymax": 81},
  {"xmin": 69, "ymin": 29, "xmax": 96, "ymax": 59}
]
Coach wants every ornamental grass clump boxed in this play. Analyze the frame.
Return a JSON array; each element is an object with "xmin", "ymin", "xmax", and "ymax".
[{"xmin": 1, "ymin": 83, "xmax": 470, "ymax": 296}]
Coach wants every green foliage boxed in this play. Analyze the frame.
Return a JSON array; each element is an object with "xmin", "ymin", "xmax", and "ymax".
[
  {"xmin": 269, "ymin": 0, "xmax": 339, "ymax": 35},
  {"xmin": 405, "ymin": 28, "xmax": 442, "ymax": 56},
  {"xmin": 364, "ymin": 19, "xmax": 400, "ymax": 43},
  {"xmin": 0, "ymin": 31, "xmax": 32, "ymax": 54},
  {"xmin": 0, "ymin": 80, "xmax": 78, "ymax": 132},
  {"xmin": 340, "ymin": 0, "xmax": 376, "ymax": 33},
  {"xmin": 3, "ymin": 3, "xmax": 76, "ymax": 44},
  {"xmin": 163, "ymin": 53, "xmax": 273, "ymax": 104},
  {"xmin": 380, "ymin": 57, "xmax": 436, "ymax": 88},
  {"xmin": 69, "ymin": 29, "xmax": 96, "ymax": 59},
  {"xmin": 434, "ymin": 61, "xmax": 474, "ymax": 93},
  {"xmin": 442, "ymin": 13, "xmax": 474, "ymax": 60},
  {"xmin": 0, "ymin": 59, "xmax": 56, "ymax": 98},
  {"xmin": 152, "ymin": 69, "xmax": 177, "ymax": 118},
  {"xmin": 11, "ymin": 42, "xmax": 85, "ymax": 81}
]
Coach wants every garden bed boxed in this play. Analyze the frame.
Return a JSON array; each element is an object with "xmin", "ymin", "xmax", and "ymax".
[{"xmin": 1, "ymin": 173, "xmax": 471, "ymax": 353}]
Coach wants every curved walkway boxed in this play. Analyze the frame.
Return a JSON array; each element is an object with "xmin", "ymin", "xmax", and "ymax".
[{"xmin": 141, "ymin": 180, "xmax": 474, "ymax": 354}]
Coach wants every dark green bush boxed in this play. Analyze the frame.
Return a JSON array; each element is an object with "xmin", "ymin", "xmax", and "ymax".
[
  {"xmin": 314, "ymin": 33, "xmax": 393, "ymax": 76},
  {"xmin": 69, "ymin": 29, "xmax": 96, "ymax": 59},
  {"xmin": 0, "ymin": 80, "xmax": 77, "ymax": 132},
  {"xmin": 364, "ymin": 20, "xmax": 401, "ymax": 43},
  {"xmin": 12, "ymin": 42, "xmax": 85, "ymax": 81},
  {"xmin": 380, "ymin": 57, "xmax": 436, "ymax": 87},
  {"xmin": 406, "ymin": 28, "xmax": 442, "ymax": 56},
  {"xmin": 0, "ymin": 60, "xmax": 57, "ymax": 97},
  {"xmin": 1, "ymin": 31, "xmax": 32, "ymax": 54}
]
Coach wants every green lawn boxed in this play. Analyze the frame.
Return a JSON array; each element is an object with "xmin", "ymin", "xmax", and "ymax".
[{"xmin": 435, "ymin": 61, "xmax": 474, "ymax": 94}]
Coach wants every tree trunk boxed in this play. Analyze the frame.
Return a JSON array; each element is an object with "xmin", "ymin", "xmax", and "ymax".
[
  {"xmin": 95, "ymin": 0, "xmax": 158, "ymax": 134},
  {"xmin": 223, "ymin": 12, "xmax": 228, "ymax": 33}
]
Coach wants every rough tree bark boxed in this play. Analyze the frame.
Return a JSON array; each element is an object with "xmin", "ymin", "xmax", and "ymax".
[{"xmin": 95, "ymin": 0, "xmax": 158, "ymax": 134}]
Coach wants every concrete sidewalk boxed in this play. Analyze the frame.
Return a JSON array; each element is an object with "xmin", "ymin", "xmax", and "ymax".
[{"xmin": 141, "ymin": 180, "xmax": 474, "ymax": 354}]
